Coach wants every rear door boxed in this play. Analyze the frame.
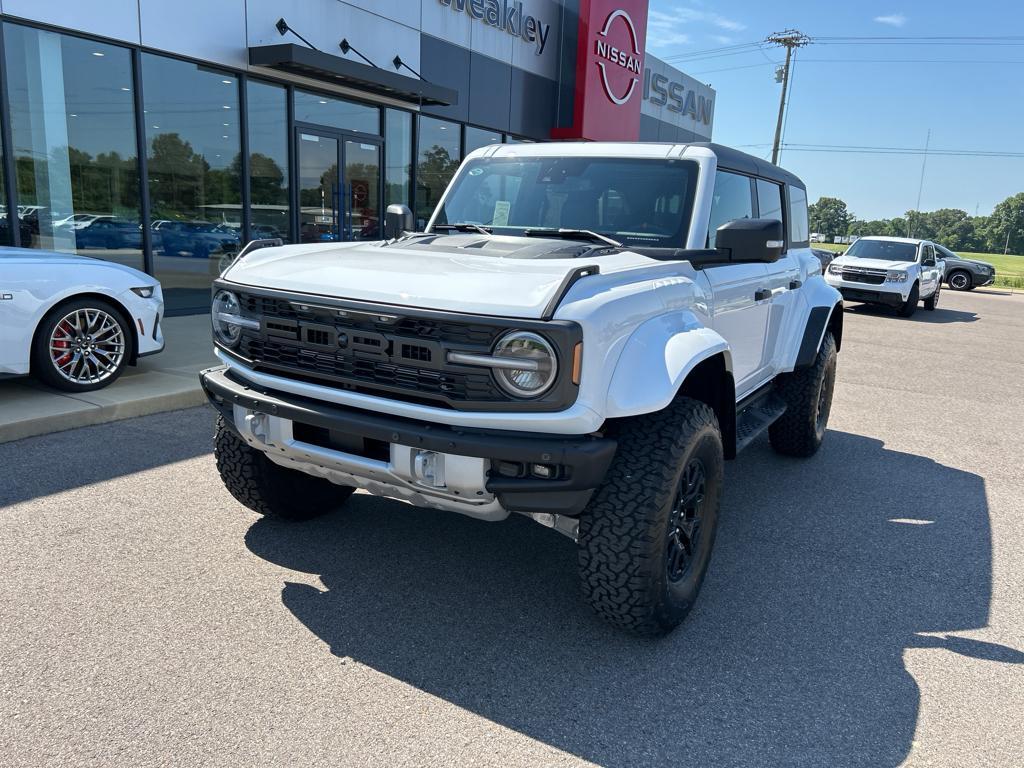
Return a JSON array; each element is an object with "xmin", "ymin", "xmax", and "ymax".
[
  {"xmin": 704, "ymin": 170, "xmax": 771, "ymax": 393},
  {"xmin": 756, "ymin": 178, "xmax": 801, "ymax": 373}
]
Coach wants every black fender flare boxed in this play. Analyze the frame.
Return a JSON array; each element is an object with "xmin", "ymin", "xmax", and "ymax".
[{"xmin": 795, "ymin": 301, "xmax": 843, "ymax": 368}]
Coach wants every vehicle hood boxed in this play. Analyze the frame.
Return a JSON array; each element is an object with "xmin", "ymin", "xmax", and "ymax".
[
  {"xmin": 959, "ymin": 258, "xmax": 995, "ymax": 270},
  {"xmin": 222, "ymin": 235, "xmax": 661, "ymax": 319},
  {"xmin": 0, "ymin": 247, "xmax": 153, "ymax": 282},
  {"xmin": 832, "ymin": 256, "xmax": 916, "ymax": 271}
]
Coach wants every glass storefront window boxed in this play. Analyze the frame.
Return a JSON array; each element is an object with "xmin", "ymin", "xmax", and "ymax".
[
  {"xmin": 0, "ymin": 106, "xmax": 8, "ymax": 246},
  {"xmin": 415, "ymin": 116, "xmax": 460, "ymax": 228},
  {"xmin": 294, "ymin": 90, "xmax": 379, "ymax": 135},
  {"xmin": 142, "ymin": 54, "xmax": 242, "ymax": 313},
  {"xmin": 247, "ymin": 81, "xmax": 290, "ymax": 242},
  {"xmin": 384, "ymin": 109, "xmax": 412, "ymax": 209},
  {"xmin": 464, "ymin": 126, "xmax": 501, "ymax": 155},
  {"xmin": 3, "ymin": 24, "xmax": 142, "ymax": 269}
]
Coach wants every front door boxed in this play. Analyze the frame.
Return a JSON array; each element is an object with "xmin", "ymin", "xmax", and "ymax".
[{"xmin": 295, "ymin": 130, "xmax": 382, "ymax": 244}]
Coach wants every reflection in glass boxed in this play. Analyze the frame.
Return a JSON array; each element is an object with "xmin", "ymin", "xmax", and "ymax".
[
  {"xmin": 294, "ymin": 90, "xmax": 379, "ymax": 135},
  {"xmin": 384, "ymin": 109, "xmax": 412, "ymax": 208},
  {"xmin": 345, "ymin": 140, "xmax": 380, "ymax": 240},
  {"xmin": 416, "ymin": 116, "xmax": 460, "ymax": 228},
  {"xmin": 142, "ymin": 54, "xmax": 242, "ymax": 313},
  {"xmin": 0, "ymin": 102, "xmax": 8, "ymax": 246},
  {"xmin": 464, "ymin": 126, "xmax": 502, "ymax": 155},
  {"xmin": 247, "ymin": 81, "xmax": 290, "ymax": 242},
  {"xmin": 3, "ymin": 24, "xmax": 142, "ymax": 269},
  {"xmin": 297, "ymin": 133, "xmax": 339, "ymax": 244}
]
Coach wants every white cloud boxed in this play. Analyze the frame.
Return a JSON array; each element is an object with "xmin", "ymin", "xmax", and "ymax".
[
  {"xmin": 873, "ymin": 13, "xmax": 908, "ymax": 27},
  {"xmin": 647, "ymin": 6, "xmax": 748, "ymax": 50},
  {"xmin": 711, "ymin": 34, "xmax": 734, "ymax": 45}
]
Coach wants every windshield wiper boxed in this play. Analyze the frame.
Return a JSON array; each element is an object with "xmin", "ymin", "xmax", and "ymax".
[
  {"xmin": 523, "ymin": 228, "xmax": 622, "ymax": 248},
  {"xmin": 431, "ymin": 222, "xmax": 492, "ymax": 235}
]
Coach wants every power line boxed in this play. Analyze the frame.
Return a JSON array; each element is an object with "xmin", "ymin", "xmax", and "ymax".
[{"xmin": 780, "ymin": 143, "xmax": 1024, "ymax": 158}]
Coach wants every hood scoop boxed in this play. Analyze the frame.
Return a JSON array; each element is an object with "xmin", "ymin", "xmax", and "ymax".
[{"xmin": 388, "ymin": 233, "xmax": 602, "ymax": 260}]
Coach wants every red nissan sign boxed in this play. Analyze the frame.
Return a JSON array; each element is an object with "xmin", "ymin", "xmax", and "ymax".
[{"xmin": 552, "ymin": 0, "xmax": 649, "ymax": 141}]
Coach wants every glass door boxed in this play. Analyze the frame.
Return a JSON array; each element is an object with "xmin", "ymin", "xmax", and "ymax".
[
  {"xmin": 344, "ymin": 140, "xmax": 381, "ymax": 241},
  {"xmin": 297, "ymin": 132, "xmax": 340, "ymax": 244}
]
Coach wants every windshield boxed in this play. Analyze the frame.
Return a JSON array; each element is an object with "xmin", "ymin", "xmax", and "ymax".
[
  {"xmin": 433, "ymin": 157, "xmax": 699, "ymax": 248},
  {"xmin": 845, "ymin": 239, "xmax": 919, "ymax": 262}
]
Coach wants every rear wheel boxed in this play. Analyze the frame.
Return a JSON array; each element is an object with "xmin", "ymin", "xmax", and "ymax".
[
  {"xmin": 31, "ymin": 298, "xmax": 131, "ymax": 392},
  {"xmin": 898, "ymin": 282, "xmax": 919, "ymax": 318},
  {"xmin": 577, "ymin": 398, "xmax": 724, "ymax": 636},
  {"xmin": 769, "ymin": 332, "xmax": 837, "ymax": 457},
  {"xmin": 947, "ymin": 270, "xmax": 972, "ymax": 291},
  {"xmin": 214, "ymin": 417, "xmax": 354, "ymax": 520}
]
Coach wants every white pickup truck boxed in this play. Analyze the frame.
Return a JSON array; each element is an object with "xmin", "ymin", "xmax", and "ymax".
[
  {"xmin": 825, "ymin": 236, "xmax": 945, "ymax": 317},
  {"xmin": 201, "ymin": 142, "xmax": 843, "ymax": 636}
]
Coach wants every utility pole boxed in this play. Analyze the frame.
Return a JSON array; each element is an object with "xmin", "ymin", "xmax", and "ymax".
[
  {"xmin": 909, "ymin": 128, "xmax": 931, "ymax": 238},
  {"xmin": 766, "ymin": 30, "xmax": 810, "ymax": 166}
]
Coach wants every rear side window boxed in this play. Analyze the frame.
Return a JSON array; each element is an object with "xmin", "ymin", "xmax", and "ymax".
[
  {"xmin": 756, "ymin": 179, "xmax": 784, "ymax": 223},
  {"xmin": 707, "ymin": 170, "xmax": 753, "ymax": 248},
  {"xmin": 788, "ymin": 186, "xmax": 809, "ymax": 246}
]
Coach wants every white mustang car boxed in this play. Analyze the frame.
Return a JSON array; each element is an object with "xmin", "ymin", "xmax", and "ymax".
[{"xmin": 0, "ymin": 248, "xmax": 164, "ymax": 392}]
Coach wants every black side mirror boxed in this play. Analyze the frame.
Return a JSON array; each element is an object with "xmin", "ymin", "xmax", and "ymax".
[
  {"xmin": 715, "ymin": 218, "xmax": 784, "ymax": 263},
  {"xmin": 384, "ymin": 204, "xmax": 415, "ymax": 240}
]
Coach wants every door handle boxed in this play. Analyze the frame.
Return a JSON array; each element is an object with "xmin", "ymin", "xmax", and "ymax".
[
  {"xmin": 789, "ymin": 279, "xmax": 802, "ymax": 290},
  {"xmin": 754, "ymin": 288, "xmax": 772, "ymax": 301}
]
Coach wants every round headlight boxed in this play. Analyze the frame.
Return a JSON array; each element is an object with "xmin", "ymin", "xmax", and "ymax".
[
  {"xmin": 212, "ymin": 289, "xmax": 242, "ymax": 347},
  {"xmin": 492, "ymin": 331, "xmax": 557, "ymax": 398}
]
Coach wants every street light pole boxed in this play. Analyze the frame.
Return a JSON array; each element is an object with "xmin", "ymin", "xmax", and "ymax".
[{"xmin": 766, "ymin": 30, "xmax": 810, "ymax": 166}]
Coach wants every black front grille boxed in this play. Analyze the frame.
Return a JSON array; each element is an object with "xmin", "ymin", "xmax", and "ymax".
[
  {"xmin": 231, "ymin": 290, "xmax": 576, "ymax": 410},
  {"xmin": 841, "ymin": 268, "xmax": 887, "ymax": 285}
]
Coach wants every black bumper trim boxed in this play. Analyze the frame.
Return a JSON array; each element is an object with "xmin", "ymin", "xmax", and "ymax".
[
  {"xmin": 200, "ymin": 366, "xmax": 616, "ymax": 515},
  {"xmin": 839, "ymin": 287, "xmax": 904, "ymax": 307}
]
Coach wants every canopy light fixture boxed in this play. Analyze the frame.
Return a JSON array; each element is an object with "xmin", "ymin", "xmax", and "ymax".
[
  {"xmin": 339, "ymin": 39, "xmax": 377, "ymax": 68},
  {"xmin": 275, "ymin": 18, "xmax": 318, "ymax": 51}
]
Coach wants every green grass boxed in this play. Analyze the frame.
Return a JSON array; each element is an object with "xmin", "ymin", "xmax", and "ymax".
[{"xmin": 810, "ymin": 242, "xmax": 1024, "ymax": 290}]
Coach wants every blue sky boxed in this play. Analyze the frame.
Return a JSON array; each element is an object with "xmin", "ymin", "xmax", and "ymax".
[{"xmin": 646, "ymin": 0, "xmax": 1024, "ymax": 219}]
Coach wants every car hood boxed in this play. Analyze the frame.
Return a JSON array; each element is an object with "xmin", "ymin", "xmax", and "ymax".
[
  {"xmin": 0, "ymin": 246, "xmax": 153, "ymax": 282},
  {"xmin": 832, "ymin": 256, "xmax": 916, "ymax": 271},
  {"xmin": 222, "ymin": 235, "xmax": 661, "ymax": 319}
]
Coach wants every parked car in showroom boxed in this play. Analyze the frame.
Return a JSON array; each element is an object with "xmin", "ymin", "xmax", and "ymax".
[
  {"xmin": 0, "ymin": 248, "xmax": 163, "ymax": 391},
  {"xmin": 935, "ymin": 244, "xmax": 996, "ymax": 291},
  {"xmin": 825, "ymin": 236, "xmax": 944, "ymax": 317},
  {"xmin": 158, "ymin": 221, "xmax": 240, "ymax": 258},
  {"xmin": 203, "ymin": 142, "xmax": 843, "ymax": 636}
]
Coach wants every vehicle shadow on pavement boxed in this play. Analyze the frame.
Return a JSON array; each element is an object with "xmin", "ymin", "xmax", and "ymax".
[
  {"xmin": 845, "ymin": 304, "xmax": 979, "ymax": 324},
  {"xmin": 0, "ymin": 406, "xmax": 213, "ymax": 507},
  {"xmin": 245, "ymin": 430, "xmax": 1021, "ymax": 767}
]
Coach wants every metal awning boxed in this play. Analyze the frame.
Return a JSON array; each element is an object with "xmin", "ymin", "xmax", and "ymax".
[{"xmin": 248, "ymin": 44, "xmax": 457, "ymax": 107}]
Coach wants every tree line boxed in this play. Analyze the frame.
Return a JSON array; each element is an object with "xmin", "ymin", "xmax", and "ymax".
[{"xmin": 808, "ymin": 193, "xmax": 1024, "ymax": 255}]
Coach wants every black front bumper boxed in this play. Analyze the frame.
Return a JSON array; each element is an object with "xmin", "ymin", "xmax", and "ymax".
[
  {"xmin": 200, "ymin": 366, "xmax": 616, "ymax": 516},
  {"xmin": 839, "ymin": 287, "xmax": 904, "ymax": 307}
]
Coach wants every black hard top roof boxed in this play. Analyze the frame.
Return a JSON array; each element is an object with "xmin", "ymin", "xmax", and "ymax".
[{"xmin": 687, "ymin": 142, "xmax": 806, "ymax": 190}]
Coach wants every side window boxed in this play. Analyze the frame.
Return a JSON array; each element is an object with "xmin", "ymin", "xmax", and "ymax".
[
  {"xmin": 788, "ymin": 186, "xmax": 810, "ymax": 246},
  {"xmin": 707, "ymin": 170, "xmax": 753, "ymax": 248},
  {"xmin": 755, "ymin": 179, "xmax": 784, "ymax": 223}
]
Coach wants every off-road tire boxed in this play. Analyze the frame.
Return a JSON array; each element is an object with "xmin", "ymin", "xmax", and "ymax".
[
  {"xmin": 768, "ymin": 331, "xmax": 837, "ymax": 458},
  {"xmin": 924, "ymin": 281, "xmax": 940, "ymax": 311},
  {"xmin": 898, "ymin": 282, "xmax": 919, "ymax": 317},
  {"xmin": 214, "ymin": 416, "xmax": 354, "ymax": 520},
  {"xmin": 577, "ymin": 398, "xmax": 724, "ymax": 637},
  {"xmin": 947, "ymin": 270, "xmax": 972, "ymax": 291}
]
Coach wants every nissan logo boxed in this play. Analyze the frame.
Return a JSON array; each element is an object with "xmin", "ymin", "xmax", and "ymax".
[{"xmin": 594, "ymin": 10, "xmax": 643, "ymax": 105}]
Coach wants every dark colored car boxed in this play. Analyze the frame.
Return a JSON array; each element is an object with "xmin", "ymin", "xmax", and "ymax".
[
  {"xmin": 74, "ymin": 218, "xmax": 143, "ymax": 249},
  {"xmin": 159, "ymin": 221, "xmax": 240, "ymax": 258},
  {"xmin": 811, "ymin": 248, "xmax": 836, "ymax": 273},
  {"xmin": 935, "ymin": 244, "xmax": 996, "ymax": 291}
]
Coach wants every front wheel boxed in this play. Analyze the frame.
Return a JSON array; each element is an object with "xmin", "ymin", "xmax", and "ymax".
[
  {"xmin": 578, "ymin": 398, "xmax": 724, "ymax": 636},
  {"xmin": 924, "ymin": 281, "xmax": 940, "ymax": 311},
  {"xmin": 31, "ymin": 298, "xmax": 131, "ymax": 392},
  {"xmin": 214, "ymin": 416, "xmax": 355, "ymax": 520},
  {"xmin": 769, "ymin": 331, "xmax": 837, "ymax": 457},
  {"xmin": 898, "ymin": 282, "xmax": 920, "ymax": 318},
  {"xmin": 947, "ymin": 270, "xmax": 972, "ymax": 291}
]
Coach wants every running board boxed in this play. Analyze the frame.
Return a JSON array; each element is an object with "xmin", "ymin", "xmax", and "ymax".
[{"xmin": 734, "ymin": 391, "xmax": 787, "ymax": 454}]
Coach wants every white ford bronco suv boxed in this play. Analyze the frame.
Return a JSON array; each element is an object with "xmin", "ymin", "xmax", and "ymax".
[
  {"xmin": 824, "ymin": 235, "xmax": 945, "ymax": 317},
  {"xmin": 201, "ymin": 142, "xmax": 843, "ymax": 636}
]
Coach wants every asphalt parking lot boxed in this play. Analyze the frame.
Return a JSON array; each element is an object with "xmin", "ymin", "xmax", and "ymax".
[{"xmin": 2, "ymin": 289, "xmax": 1023, "ymax": 767}]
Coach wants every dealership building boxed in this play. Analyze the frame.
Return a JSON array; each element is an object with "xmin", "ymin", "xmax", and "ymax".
[{"xmin": 0, "ymin": 0, "xmax": 714, "ymax": 312}]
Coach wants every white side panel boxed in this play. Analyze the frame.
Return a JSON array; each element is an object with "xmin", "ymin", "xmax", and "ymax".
[
  {"xmin": 141, "ymin": 0, "xmax": 248, "ymax": 69},
  {"xmin": 643, "ymin": 55, "xmax": 716, "ymax": 141},
  {"xmin": 2, "ymin": 0, "xmax": 141, "ymax": 45},
  {"xmin": 420, "ymin": 0, "xmax": 473, "ymax": 50}
]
